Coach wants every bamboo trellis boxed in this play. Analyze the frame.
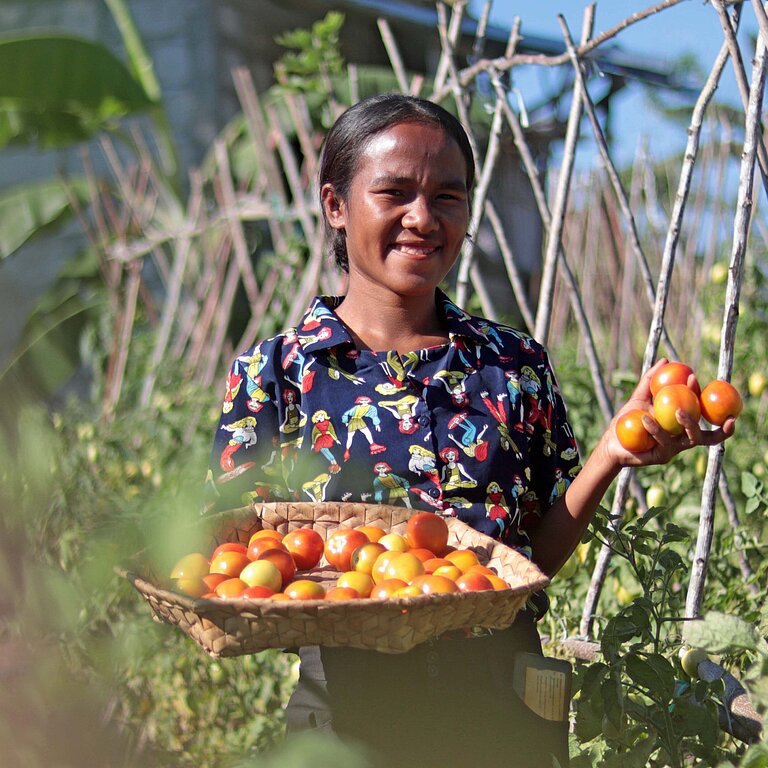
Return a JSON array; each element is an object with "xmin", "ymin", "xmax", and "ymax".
[{"xmin": 76, "ymin": 1, "xmax": 765, "ymax": 662}]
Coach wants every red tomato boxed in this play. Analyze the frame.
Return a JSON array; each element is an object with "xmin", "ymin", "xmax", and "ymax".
[
  {"xmin": 650, "ymin": 362, "xmax": 697, "ymax": 397},
  {"xmin": 406, "ymin": 512, "xmax": 449, "ymax": 556},
  {"xmin": 615, "ymin": 409, "xmax": 656, "ymax": 452},
  {"xmin": 408, "ymin": 547, "xmax": 437, "ymax": 563},
  {"xmin": 247, "ymin": 537, "xmax": 288, "ymax": 561},
  {"xmin": 455, "ymin": 572, "xmax": 494, "ymax": 592},
  {"xmin": 369, "ymin": 578, "xmax": 408, "ymax": 599},
  {"xmin": 242, "ymin": 585, "xmax": 276, "ymax": 599},
  {"xmin": 247, "ymin": 529, "xmax": 284, "ymax": 547},
  {"xmin": 324, "ymin": 528, "xmax": 369, "ymax": 572},
  {"xmin": 325, "ymin": 586, "xmax": 361, "ymax": 601},
  {"xmin": 699, "ymin": 380, "xmax": 743, "ymax": 425},
  {"xmin": 653, "ymin": 384, "xmax": 701, "ymax": 435},
  {"xmin": 410, "ymin": 574, "xmax": 459, "ymax": 594},
  {"xmin": 282, "ymin": 528, "xmax": 324, "ymax": 571},
  {"xmin": 255, "ymin": 548, "xmax": 297, "ymax": 589},
  {"xmin": 214, "ymin": 577, "xmax": 249, "ymax": 598}
]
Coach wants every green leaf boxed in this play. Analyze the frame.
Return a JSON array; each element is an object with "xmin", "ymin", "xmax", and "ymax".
[
  {"xmin": 0, "ymin": 34, "xmax": 154, "ymax": 148},
  {"xmin": 685, "ymin": 611, "xmax": 768, "ymax": 655},
  {"xmin": 601, "ymin": 615, "xmax": 639, "ymax": 660},
  {"xmin": 741, "ymin": 471, "xmax": 761, "ymax": 498},
  {"xmin": 0, "ymin": 178, "xmax": 89, "ymax": 259},
  {"xmin": 657, "ymin": 548, "xmax": 685, "ymax": 573},
  {"xmin": 625, "ymin": 653, "xmax": 675, "ymax": 701}
]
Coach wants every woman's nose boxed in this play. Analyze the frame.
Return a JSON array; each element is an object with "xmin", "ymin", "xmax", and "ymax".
[{"xmin": 401, "ymin": 196, "xmax": 438, "ymax": 232}]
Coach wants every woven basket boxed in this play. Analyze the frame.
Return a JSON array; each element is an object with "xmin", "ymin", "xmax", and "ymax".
[{"xmin": 122, "ymin": 501, "xmax": 549, "ymax": 657}]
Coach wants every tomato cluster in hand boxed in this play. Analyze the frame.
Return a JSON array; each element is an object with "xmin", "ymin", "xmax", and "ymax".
[
  {"xmin": 615, "ymin": 361, "xmax": 742, "ymax": 452},
  {"xmin": 168, "ymin": 512, "xmax": 511, "ymax": 602}
]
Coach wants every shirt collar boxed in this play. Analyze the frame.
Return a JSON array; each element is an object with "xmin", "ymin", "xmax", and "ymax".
[{"xmin": 296, "ymin": 290, "xmax": 490, "ymax": 354}]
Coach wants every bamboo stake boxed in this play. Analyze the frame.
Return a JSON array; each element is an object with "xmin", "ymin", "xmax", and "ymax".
[
  {"xmin": 377, "ymin": 17, "xmax": 410, "ymax": 94},
  {"xmin": 686, "ymin": 31, "xmax": 767, "ymax": 620},
  {"xmin": 433, "ymin": 0, "xmax": 466, "ymax": 95},
  {"xmin": 581, "ymin": 37, "xmax": 732, "ymax": 637},
  {"xmin": 534, "ymin": 10, "xmax": 594, "ymax": 343},
  {"xmin": 139, "ymin": 173, "xmax": 204, "ymax": 407}
]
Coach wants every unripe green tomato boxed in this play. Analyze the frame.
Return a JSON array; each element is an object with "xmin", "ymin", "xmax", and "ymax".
[
  {"xmin": 679, "ymin": 646, "xmax": 709, "ymax": 678},
  {"xmin": 694, "ymin": 453, "xmax": 707, "ymax": 479},
  {"xmin": 557, "ymin": 553, "xmax": 579, "ymax": 579},
  {"xmin": 709, "ymin": 262, "xmax": 728, "ymax": 285},
  {"xmin": 209, "ymin": 661, "xmax": 226, "ymax": 684},
  {"xmin": 646, "ymin": 484, "xmax": 667, "ymax": 508},
  {"xmin": 748, "ymin": 371, "xmax": 767, "ymax": 397},
  {"xmin": 753, "ymin": 462, "xmax": 767, "ymax": 478}
]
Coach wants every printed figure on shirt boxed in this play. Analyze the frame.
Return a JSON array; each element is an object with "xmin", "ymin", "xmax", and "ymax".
[
  {"xmin": 219, "ymin": 415, "xmax": 258, "ymax": 472},
  {"xmin": 341, "ymin": 395, "xmax": 386, "ymax": 461},
  {"xmin": 378, "ymin": 394, "xmax": 420, "ymax": 435},
  {"xmin": 222, "ymin": 369, "xmax": 243, "ymax": 414},
  {"xmin": 302, "ymin": 472, "xmax": 332, "ymax": 503},
  {"xmin": 479, "ymin": 390, "xmax": 523, "ymax": 459},
  {"xmin": 311, "ymin": 410, "xmax": 342, "ymax": 473},
  {"xmin": 378, "ymin": 350, "xmax": 420, "ymax": 392},
  {"xmin": 485, "ymin": 481, "xmax": 512, "ymax": 535},
  {"xmin": 238, "ymin": 348, "xmax": 270, "ymax": 413},
  {"xmin": 447, "ymin": 411, "xmax": 489, "ymax": 461},
  {"xmin": 434, "ymin": 369, "xmax": 470, "ymax": 407},
  {"xmin": 372, "ymin": 461, "xmax": 412, "ymax": 506},
  {"xmin": 439, "ymin": 446, "xmax": 478, "ymax": 491}
]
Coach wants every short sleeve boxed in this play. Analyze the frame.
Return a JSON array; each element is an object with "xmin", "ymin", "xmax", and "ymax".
[
  {"xmin": 205, "ymin": 342, "xmax": 287, "ymax": 513},
  {"xmin": 523, "ymin": 346, "xmax": 581, "ymax": 526}
]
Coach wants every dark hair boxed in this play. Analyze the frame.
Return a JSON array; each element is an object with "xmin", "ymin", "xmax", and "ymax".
[{"xmin": 319, "ymin": 93, "xmax": 475, "ymax": 272}]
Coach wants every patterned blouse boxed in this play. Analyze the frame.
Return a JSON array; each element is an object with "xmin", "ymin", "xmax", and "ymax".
[{"xmin": 208, "ymin": 290, "xmax": 581, "ymax": 558}]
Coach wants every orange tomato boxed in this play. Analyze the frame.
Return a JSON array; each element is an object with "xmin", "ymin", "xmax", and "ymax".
[
  {"xmin": 336, "ymin": 570, "xmax": 375, "ymax": 597},
  {"xmin": 384, "ymin": 552, "xmax": 425, "ymax": 583},
  {"xmin": 203, "ymin": 573, "xmax": 228, "ymax": 591},
  {"xmin": 239, "ymin": 559, "xmax": 283, "ymax": 592},
  {"xmin": 468, "ymin": 564, "xmax": 497, "ymax": 577},
  {"xmin": 406, "ymin": 512, "xmax": 450, "ymax": 556},
  {"xmin": 486, "ymin": 574, "xmax": 511, "ymax": 590},
  {"xmin": 371, "ymin": 550, "xmax": 402, "ymax": 584},
  {"xmin": 393, "ymin": 584, "xmax": 425, "ymax": 598},
  {"xmin": 247, "ymin": 529, "xmax": 284, "ymax": 547},
  {"xmin": 455, "ymin": 572, "xmax": 494, "ymax": 592},
  {"xmin": 284, "ymin": 579, "xmax": 326, "ymax": 600},
  {"xmin": 423, "ymin": 557, "xmax": 454, "ymax": 574},
  {"xmin": 408, "ymin": 547, "xmax": 437, "ymax": 563},
  {"xmin": 247, "ymin": 537, "xmax": 289, "ymax": 561},
  {"xmin": 410, "ymin": 574, "xmax": 459, "ymax": 594},
  {"xmin": 615, "ymin": 409, "xmax": 656, "ymax": 452},
  {"xmin": 209, "ymin": 550, "xmax": 250, "ymax": 577},
  {"xmin": 650, "ymin": 362, "xmax": 696, "ymax": 397},
  {"xmin": 214, "ymin": 577, "xmax": 249, "ymax": 598},
  {"xmin": 355, "ymin": 525, "xmax": 386, "ymax": 542},
  {"xmin": 445, "ymin": 549, "xmax": 480, "ymax": 573},
  {"xmin": 325, "ymin": 528, "xmax": 370, "ymax": 572},
  {"xmin": 282, "ymin": 528, "xmax": 325, "ymax": 570},
  {"xmin": 269, "ymin": 592, "xmax": 291, "ymax": 601},
  {"xmin": 211, "ymin": 541, "xmax": 248, "ymax": 559},
  {"xmin": 370, "ymin": 578, "xmax": 408, "ymax": 599},
  {"xmin": 350, "ymin": 542, "xmax": 387, "ymax": 575},
  {"xmin": 326, "ymin": 586, "xmax": 361, "ymax": 601},
  {"xmin": 653, "ymin": 384, "xmax": 701, "ymax": 435},
  {"xmin": 699, "ymin": 380, "xmax": 742, "ymax": 425},
  {"xmin": 170, "ymin": 552, "xmax": 209, "ymax": 580},
  {"xmin": 432, "ymin": 564, "xmax": 462, "ymax": 581},
  {"xmin": 242, "ymin": 585, "xmax": 276, "ymax": 599},
  {"xmin": 174, "ymin": 577, "xmax": 208, "ymax": 597},
  {"xmin": 255, "ymin": 548, "xmax": 297, "ymax": 588},
  {"xmin": 378, "ymin": 533, "xmax": 410, "ymax": 552}
]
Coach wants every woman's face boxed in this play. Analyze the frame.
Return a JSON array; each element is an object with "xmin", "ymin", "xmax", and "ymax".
[{"xmin": 323, "ymin": 121, "xmax": 470, "ymax": 300}]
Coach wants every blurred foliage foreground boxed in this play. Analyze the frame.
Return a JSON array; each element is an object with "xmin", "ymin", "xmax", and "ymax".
[{"xmin": 1, "ymin": 263, "xmax": 767, "ymax": 768}]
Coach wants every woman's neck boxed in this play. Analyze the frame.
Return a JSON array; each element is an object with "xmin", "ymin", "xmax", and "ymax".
[{"xmin": 334, "ymin": 288, "xmax": 449, "ymax": 354}]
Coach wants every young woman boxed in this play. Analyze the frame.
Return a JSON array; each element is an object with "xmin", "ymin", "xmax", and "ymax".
[{"xmin": 208, "ymin": 93, "xmax": 734, "ymax": 767}]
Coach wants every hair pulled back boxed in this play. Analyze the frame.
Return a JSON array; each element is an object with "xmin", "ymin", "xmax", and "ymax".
[{"xmin": 319, "ymin": 93, "xmax": 475, "ymax": 273}]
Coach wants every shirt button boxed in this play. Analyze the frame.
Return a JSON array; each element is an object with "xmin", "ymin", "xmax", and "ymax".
[
  {"xmin": 428, "ymin": 487, "xmax": 440, "ymax": 498},
  {"xmin": 418, "ymin": 415, "xmax": 430, "ymax": 427},
  {"xmin": 425, "ymin": 650, "xmax": 439, "ymax": 664},
  {"xmin": 426, "ymin": 664, "xmax": 439, "ymax": 678}
]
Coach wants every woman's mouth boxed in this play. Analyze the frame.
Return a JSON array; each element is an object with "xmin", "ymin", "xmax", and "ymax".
[{"xmin": 391, "ymin": 243, "xmax": 440, "ymax": 257}]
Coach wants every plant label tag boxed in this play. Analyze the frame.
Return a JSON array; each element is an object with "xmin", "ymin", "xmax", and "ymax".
[{"xmin": 513, "ymin": 652, "xmax": 571, "ymax": 722}]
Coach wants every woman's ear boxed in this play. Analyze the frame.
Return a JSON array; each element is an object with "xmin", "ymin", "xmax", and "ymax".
[{"xmin": 321, "ymin": 183, "xmax": 347, "ymax": 231}]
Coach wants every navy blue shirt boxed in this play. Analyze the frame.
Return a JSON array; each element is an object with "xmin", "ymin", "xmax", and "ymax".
[{"xmin": 208, "ymin": 291, "xmax": 581, "ymax": 557}]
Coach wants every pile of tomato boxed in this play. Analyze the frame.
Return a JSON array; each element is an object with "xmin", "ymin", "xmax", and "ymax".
[
  {"xmin": 169, "ymin": 512, "xmax": 510, "ymax": 601},
  {"xmin": 616, "ymin": 361, "xmax": 742, "ymax": 452}
]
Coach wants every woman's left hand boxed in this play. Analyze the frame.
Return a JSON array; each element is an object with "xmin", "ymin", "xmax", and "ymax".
[{"xmin": 599, "ymin": 359, "xmax": 737, "ymax": 470}]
